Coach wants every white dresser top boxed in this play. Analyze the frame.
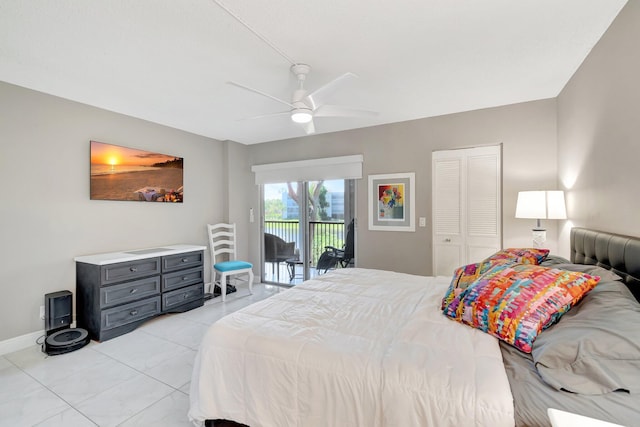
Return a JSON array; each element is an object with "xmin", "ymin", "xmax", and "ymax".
[{"xmin": 74, "ymin": 244, "xmax": 207, "ymax": 265}]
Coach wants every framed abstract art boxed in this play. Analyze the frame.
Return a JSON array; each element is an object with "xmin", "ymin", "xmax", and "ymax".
[{"xmin": 368, "ymin": 172, "xmax": 415, "ymax": 231}]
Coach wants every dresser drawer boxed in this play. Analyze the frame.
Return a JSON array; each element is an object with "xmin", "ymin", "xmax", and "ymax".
[
  {"xmin": 162, "ymin": 283, "xmax": 203, "ymax": 311},
  {"xmin": 162, "ymin": 266, "xmax": 203, "ymax": 292},
  {"xmin": 100, "ymin": 276, "xmax": 161, "ymax": 309},
  {"xmin": 100, "ymin": 297, "xmax": 161, "ymax": 331},
  {"xmin": 162, "ymin": 251, "xmax": 203, "ymax": 273},
  {"xmin": 101, "ymin": 258, "xmax": 161, "ymax": 285}
]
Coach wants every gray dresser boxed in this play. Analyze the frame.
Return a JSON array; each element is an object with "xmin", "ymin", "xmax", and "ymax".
[{"xmin": 75, "ymin": 245, "xmax": 206, "ymax": 341}]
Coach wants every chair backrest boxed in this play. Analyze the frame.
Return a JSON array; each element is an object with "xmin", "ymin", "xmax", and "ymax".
[
  {"xmin": 343, "ymin": 219, "xmax": 355, "ymax": 260},
  {"xmin": 264, "ymin": 233, "xmax": 296, "ymax": 262},
  {"xmin": 207, "ymin": 223, "xmax": 238, "ymax": 267},
  {"xmin": 264, "ymin": 233, "xmax": 281, "ymax": 262}
]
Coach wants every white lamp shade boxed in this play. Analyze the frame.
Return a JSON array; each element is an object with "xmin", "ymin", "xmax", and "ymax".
[
  {"xmin": 546, "ymin": 190, "xmax": 567, "ymax": 219},
  {"xmin": 515, "ymin": 190, "xmax": 567, "ymax": 220},
  {"xmin": 515, "ymin": 191, "xmax": 547, "ymax": 219}
]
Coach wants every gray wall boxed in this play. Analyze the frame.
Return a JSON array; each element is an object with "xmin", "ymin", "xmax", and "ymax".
[
  {"xmin": 225, "ymin": 140, "xmax": 253, "ymax": 262},
  {"xmin": 0, "ymin": 82, "xmax": 226, "ymax": 341},
  {"xmin": 247, "ymin": 99, "xmax": 559, "ymax": 276},
  {"xmin": 557, "ymin": 1, "xmax": 640, "ymax": 254}
]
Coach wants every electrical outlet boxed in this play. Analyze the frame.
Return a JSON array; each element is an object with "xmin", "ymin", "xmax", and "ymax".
[{"xmin": 39, "ymin": 305, "xmax": 45, "ymax": 320}]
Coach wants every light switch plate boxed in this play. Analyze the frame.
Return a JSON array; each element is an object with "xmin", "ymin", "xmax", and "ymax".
[{"xmin": 419, "ymin": 217, "xmax": 426, "ymax": 227}]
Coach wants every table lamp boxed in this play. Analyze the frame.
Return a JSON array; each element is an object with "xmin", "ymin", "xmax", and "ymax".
[{"xmin": 515, "ymin": 190, "xmax": 567, "ymax": 248}]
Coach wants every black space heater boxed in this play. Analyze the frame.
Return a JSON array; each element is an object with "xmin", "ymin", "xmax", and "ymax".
[{"xmin": 43, "ymin": 291, "xmax": 89, "ymax": 356}]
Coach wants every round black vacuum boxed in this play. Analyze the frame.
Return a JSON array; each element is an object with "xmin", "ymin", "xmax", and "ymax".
[{"xmin": 44, "ymin": 328, "xmax": 90, "ymax": 356}]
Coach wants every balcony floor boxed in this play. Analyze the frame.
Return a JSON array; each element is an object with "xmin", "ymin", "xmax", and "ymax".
[{"xmin": 262, "ymin": 261, "xmax": 322, "ymax": 285}]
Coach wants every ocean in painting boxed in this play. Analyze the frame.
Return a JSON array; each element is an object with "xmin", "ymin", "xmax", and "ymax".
[{"xmin": 91, "ymin": 164, "xmax": 162, "ymax": 176}]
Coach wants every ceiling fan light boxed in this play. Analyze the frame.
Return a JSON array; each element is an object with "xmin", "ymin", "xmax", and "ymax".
[{"xmin": 291, "ymin": 109, "xmax": 313, "ymax": 124}]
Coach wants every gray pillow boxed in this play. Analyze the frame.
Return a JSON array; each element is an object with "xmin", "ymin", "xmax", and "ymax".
[
  {"xmin": 550, "ymin": 263, "xmax": 623, "ymax": 283},
  {"xmin": 532, "ymin": 279, "xmax": 640, "ymax": 394},
  {"xmin": 540, "ymin": 255, "xmax": 571, "ymax": 266}
]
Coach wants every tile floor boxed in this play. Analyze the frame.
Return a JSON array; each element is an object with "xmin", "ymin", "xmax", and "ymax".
[{"xmin": 0, "ymin": 283, "xmax": 281, "ymax": 427}]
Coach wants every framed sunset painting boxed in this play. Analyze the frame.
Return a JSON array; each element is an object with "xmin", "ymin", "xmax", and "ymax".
[
  {"xmin": 90, "ymin": 140, "xmax": 183, "ymax": 202},
  {"xmin": 368, "ymin": 172, "xmax": 415, "ymax": 231}
]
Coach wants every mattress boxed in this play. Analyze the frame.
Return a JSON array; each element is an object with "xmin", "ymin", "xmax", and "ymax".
[{"xmin": 189, "ymin": 268, "xmax": 514, "ymax": 426}]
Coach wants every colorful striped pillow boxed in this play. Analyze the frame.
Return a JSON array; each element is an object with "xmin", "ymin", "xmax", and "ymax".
[
  {"xmin": 441, "ymin": 259, "xmax": 511, "ymax": 309},
  {"xmin": 442, "ymin": 263, "xmax": 599, "ymax": 353},
  {"xmin": 441, "ymin": 249, "xmax": 550, "ymax": 310},
  {"xmin": 485, "ymin": 248, "xmax": 550, "ymax": 265}
]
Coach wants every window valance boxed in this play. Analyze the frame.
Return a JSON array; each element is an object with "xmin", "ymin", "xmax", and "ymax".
[{"xmin": 251, "ymin": 155, "xmax": 363, "ymax": 185}]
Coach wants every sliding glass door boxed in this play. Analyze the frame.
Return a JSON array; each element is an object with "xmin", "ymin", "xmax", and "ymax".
[
  {"xmin": 263, "ymin": 181, "xmax": 304, "ymax": 285},
  {"xmin": 262, "ymin": 179, "xmax": 355, "ymax": 285}
]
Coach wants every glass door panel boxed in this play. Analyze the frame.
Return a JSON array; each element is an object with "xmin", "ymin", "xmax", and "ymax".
[
  {"xmin": 262, "ymin": 182, "xmax": 302, "ymax": 285},
  {"xmin": 308, "ymin": 180, "xmax": 345, "ymax": 280},
  {"xmin": 262, "ymin": 179, "xmax": 355, "ymax": 286}
]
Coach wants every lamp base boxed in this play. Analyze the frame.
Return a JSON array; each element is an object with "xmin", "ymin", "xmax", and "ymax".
[{"xmin": 532, "ymin": 228, "xmax": 546, "ymax": 249}]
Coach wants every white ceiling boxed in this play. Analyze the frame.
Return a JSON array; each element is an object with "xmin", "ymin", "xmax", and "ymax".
[{"xmin": 0, "ymin": 0, "xmax": 627, "ymax": 145}]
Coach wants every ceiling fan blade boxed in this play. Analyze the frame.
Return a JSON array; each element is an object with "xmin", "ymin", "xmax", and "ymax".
[
  {"xmin": 314, "ymin": 104, "xmax": 379, "ymax": 118},
  {"xmin": 237, "ymin": 111, "xmax": 290, "ymax": 121},
  {"xmin": 303, "ymin": 119, "xmax": 315, "ymax": 135},
  {"xmin": 227, "ymin": 81, "xmax": 294, "ymax": 108},
  {"xmin": 305, "ymin": 72, "xmax": 358, "ymax": 109}
]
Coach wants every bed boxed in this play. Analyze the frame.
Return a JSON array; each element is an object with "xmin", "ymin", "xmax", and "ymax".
[{"xmin": 189, "ymin": 228, "xmax": 640, "ymax": 427}]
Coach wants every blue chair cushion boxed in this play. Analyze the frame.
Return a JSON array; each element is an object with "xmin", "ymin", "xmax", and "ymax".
[{"xmin": 214, "ymin": 260, "xmax": 253, "ymax": 272}]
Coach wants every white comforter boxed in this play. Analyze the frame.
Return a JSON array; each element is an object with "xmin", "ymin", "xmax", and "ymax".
[{"xmin": 189, "ymin": 268, "xmax": 514, "ymax": 427}]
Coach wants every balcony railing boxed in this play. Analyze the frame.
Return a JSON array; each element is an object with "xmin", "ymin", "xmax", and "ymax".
[{"xmin": 264, "ymin": 220, "xmax": 346, "ymax": 267}]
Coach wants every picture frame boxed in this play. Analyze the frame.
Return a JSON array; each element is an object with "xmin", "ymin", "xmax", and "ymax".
[
  {"xmin": 90, "ymin": 140, "xmax": 184, "ymax": 202},
  {"xmin": 368, "ymin": 172, "xmax": 415, "ymax": 231}
]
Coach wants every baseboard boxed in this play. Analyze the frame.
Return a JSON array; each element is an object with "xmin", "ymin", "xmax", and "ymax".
[{"xmin": 0, "ymin": 330, "xmax": 44, "ymax": 355}]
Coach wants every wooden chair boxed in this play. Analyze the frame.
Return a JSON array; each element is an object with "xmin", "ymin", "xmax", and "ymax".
[{"xmin": 207, "ymin": 223, "xmax": 254, "ymax": 301}]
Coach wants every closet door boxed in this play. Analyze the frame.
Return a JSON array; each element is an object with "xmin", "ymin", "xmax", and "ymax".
[
  {"xmin": 432, "ymin": 145, "xmax": 501, "ymax": 276},
  {"xmin": 432, "ymin": 156, "xmax": 463, "ymax": 277}
]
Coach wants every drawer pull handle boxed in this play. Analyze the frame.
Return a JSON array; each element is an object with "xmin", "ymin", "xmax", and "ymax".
[
  {"xmin": 182, "ymin": 276, "xmax": 188, "ymax": 281},
  {"xmin": 183, "ymin": 293, "xmax": 190, "ymax": 299},
  {"xmin": 182, "ymin": 258, "xmax": 188, "ymax": 263},
  {"xmin": 130, "ymin": 310, "xmax": 138, "ymax": 316},
  {"xmin": 444, "ymin": 238, "xmax": 451, "ymax": 243},
  {"xmin": 130, "ymin": 267, "xmax": 137, "ymax": 272},
  {"xmin": 130, "ymin": 288, "xmax": 137, "ymax": 294}
]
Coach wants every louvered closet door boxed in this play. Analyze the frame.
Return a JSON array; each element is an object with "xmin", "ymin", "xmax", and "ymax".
[
  {"xmin": 433, "ymin": 157, "xmax": 463, "ymax": 277},
  {"xmin": 432, "ymin": 145, "xmax": 501, "ymax": 276}
]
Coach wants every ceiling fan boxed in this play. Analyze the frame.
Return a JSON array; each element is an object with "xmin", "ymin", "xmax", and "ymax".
[{"xmin": 228, "ymin": 64, "xmax": 378, "ymax": 135}]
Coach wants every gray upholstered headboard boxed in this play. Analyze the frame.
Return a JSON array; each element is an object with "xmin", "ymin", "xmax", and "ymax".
[{"xmin": 571, "ymin": 227, "xmax": 640, "ymax": 301}]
